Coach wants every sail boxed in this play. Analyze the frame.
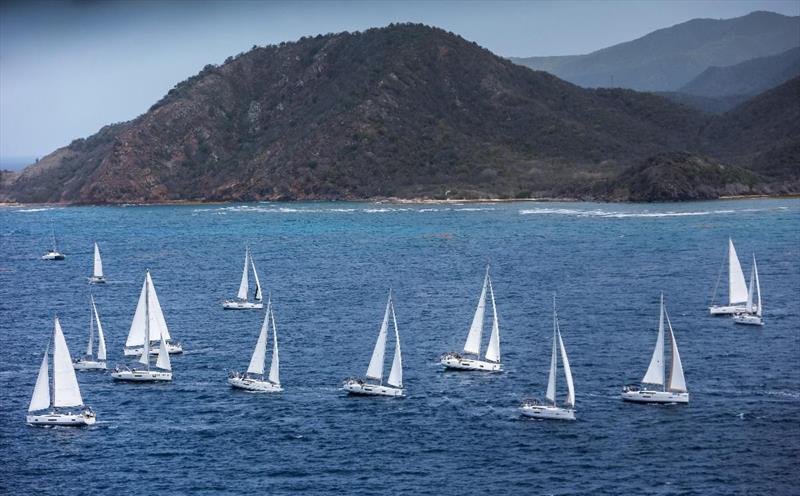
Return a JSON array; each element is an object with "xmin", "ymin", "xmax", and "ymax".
[
  {"xmin": 642, "ymin": 295, "xmax": 665, "ymax": 386},
  {"xmin": 29, "ymin": 345, "xmax": 50, "ymax": 412},
  {"xmin": 127, "ymin": 271, "xmax": 171, "ymax": 346},
  {"xmin": 126, "ymin": 276, "xmax": 148, "ymax": 347},
  {"xmin": 387, "ymin": 301, "xmax": 403, "ymax": 388},
  {"xmin": 146, "ymin": 272, "xmax": 171, "ymax": 341},
  {"xmin": 366, "ymin": 297, "xmax": 391, "ymax": 381},
  {"xmin": 93, "ymin": 297, "xmax": 107, "ymax": 361},
  {"xmin": 247, "ymin": 309, "xmax": 270, "ymax": 375},
  {"xmin": 665, "ymin": 310, "xmax": 687, "ymax": 393},
  {"xmin": 251, "ymin": 255, "xmax": 263, "ymax": 302},
  {"xmin": 484, "ymin": 277, "xmax": 500, "ymax": 362},
  {"xmin": 558, "ymin": 329, "xmax": 575, "ymax": 408},
  {"xmin": 728, "ymin": 239, "xmax": 748, "ymax": 305},
  {"xmin": 237, "ymin": 248, "xmax": 249, "ymax": 300},
  {"xmin": 156, "ymin": 335, "xmax": 172, "ymax": 371},
  {"xmin": 52, "ymin": 318, "xmax": 83, "ymax": 408},
  {"xmin": 754, "ymin": 256, "xmax": 762, "ymax": 317},
  {"xmin": 86, "ymin": 301, "xmax": 94, "ymax": 358},
  {"xmin": 545, "ymin": 326, "xmax": 557, "ymax": 404},
  {"xmin": 745, "ymin": 264, "xmax": 755, "ymax": 313},
  {"xmin": 93, "ymin": 242, "xmax": 103, "ymax": 278},
  {"xmin": 268, "ymin": 305, "xmax": 280, "ymax": 385},
  {"xmin": 139, "ymin": 275, "xmax": 152, "ymax": 366},
  {"xmin": 463, "ymin": 271, "xmax": 488, "ymax": 356}
]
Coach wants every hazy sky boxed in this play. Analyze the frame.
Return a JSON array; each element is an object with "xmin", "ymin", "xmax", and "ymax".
[{"xmin": 1, "ymin": 0, "xmax": 798, "ymax": 162}]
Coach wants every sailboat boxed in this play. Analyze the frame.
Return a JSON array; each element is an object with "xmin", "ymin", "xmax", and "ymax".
[
  {"xmin": 73, "ymin": 295, "xmax": 108, "ymax": 370},
  {"xmin": 123, "ymin": 270, "xmax": 182, "ymax": 356},
  {"xmin": 112, "ymin": 271, "xmax": 173, "ymax": 381},
  {"xmin": 88, "ymin": 242, "xmax": 105, "ymax": 283},
  {"xmin": 228, "ymin": 295, "xmax": 282, "ymax": 392},
  {"xmin": 41, "ymin": 223, "xmax": 65, "ymax": 260},
  {"xmin": 343, "ymin": 291, "xmax": 404, "ymax": 397},
  {"xmin": 709, "ymin": 238, "xmax": 750, "ymax": 315},
  {"xmin": 622, "ymin": 293, "xmax": 689, "ymax": 404},
  {"xmin": 27, "ymin": 317, "xmax": 96, "ymax": 426},
  {"xmin": 223, "ymin": 246, "xmax": 264, "ymax": 309},
  {"xmin": 733, "ymin": 255, "xmax": 764, "ymax": 326},
  {"xmin": 520, "ymin": 297, "xmax": 576, "ymax": 420},
  {"xmin": 440, "ymin": 266, "xmax": 502, "ymax": 372}
]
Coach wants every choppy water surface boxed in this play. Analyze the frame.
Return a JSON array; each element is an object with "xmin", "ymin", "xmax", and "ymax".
[{"xmin": 1, "ymin": 200, "xmax": 798, "ymax": 495}]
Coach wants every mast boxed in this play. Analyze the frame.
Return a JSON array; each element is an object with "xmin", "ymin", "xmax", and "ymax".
[
  {"xmin": 139, "ymin": 272, "xmax": 151, "ymax": 370},
  {"xmin": 464, "ymin": 267, "xmax": 488, "ymax": 357},
  {"xmin": 50, "ymin": 222, "xmax": 58, "ymax": 252}
]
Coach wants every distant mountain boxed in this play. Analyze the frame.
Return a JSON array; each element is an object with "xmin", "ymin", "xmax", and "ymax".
[
  {"xmin": 655, "ymin": 91, "xmax": 751, "ymax": 114},
  {"xmin": 2, "ymin": 24, "xmax": 796, "ymax": 204},
  {"xmin": 679, "ymin": 47, "xmax": 800, "ymax": 98},
  {"xmin": 511, "ymin": 11, "xmax": 800, "ymax": 92}
]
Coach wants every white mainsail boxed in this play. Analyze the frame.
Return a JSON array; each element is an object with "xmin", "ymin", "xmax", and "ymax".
[
  {"xmin": 251, "ymin": 255, "xmax": 263, "ymax": 302},
  {"xmin": 484, "ymin": 276, "xmax": 500, "ymax": 363},
  {"xmin": 366, "ymin": 296, "xmax": 391, "ymax": 382},
  {"xmin": 29, "ymin": 345, "xmax": 51, "ymax": 412},
  {"xmin": 642, "ymin": 294, "xmax": 666, "ymax": 386},
  {"xmin": 463, "ymin": 270, "xmax": 488, "ymax": 356},
  {"xmin": 237, "ymin": 247, "xmax": 250, "ymax": 300},
  {"xmin": 665, "ymin": 310, "xmax": 686, "ymax": 393},
  {"xmin": 247, "ymin": 307, "xmax": 270, "ymax": 376},
  {"xmin": 52, "ymin": 318, "xmax": 84, "ymax": 408},
  {"xmin": 93, "ymin": 297, "xmax": 107, "ymax": 361},
  {"xmin": 268, "ymin": 305, "xmax": 280, "ymax": 385},
  {"xmin": 387, "ymin": 300, "xmax": 402, "ymax": 388},
  {"xmin": 126, "ymin": 271, "xmax": 171, "ymax": 347},
  {"xmin": 156, "ymin": 335, "xmax": 172, "ymax": 371},
  {"xmin": 754, "ymin": 256, "xmax": 762, "ymax": 318},
  {"xmin": 93, "ymin": 242, "xmax": 103, "ymax": 278},
  {"xmin": 728, "ymin": 238, "xmax": 748, "ymax": 305},
  {"xmin": 545, "ymin": 324, "xmax": 557, "ymax": 404},
  {"xmin": 558, "ymin": 329, "xmax": 575, "ymax": 408}
]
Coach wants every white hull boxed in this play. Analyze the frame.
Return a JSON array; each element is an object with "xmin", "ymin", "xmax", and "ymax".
[
  {"xmin": 88, "ymin": 276, "xmax": 106, "ymax": 284},
  {"xmin": 709, "ymin": 304, "xmax": 749, "ymax": 315},
  {"xmin": 27, "ymin": 410, "xmax": 96, "ymax": 426},
  {"xmin": 73, "ymin": 359, "xmax": 106, "ymax": 370},
  {"xmin": 440, "ymin": 354, "xmax": 502, "ymax": 372},
  {"xmin": 343, "ymin": 379, "xmax": 403, "ymax": 397},
  {"xmin": 228, "ymin": 376, "xmax": 283, "ymax": 392},
  {"xmin": 41, "ymin": 251, "xmax": 65, "ymax": 261},
  {"xmin": 621, "ymin": 389, "xmax": 689, "ymax": 404},
  {"xmin": 520, "ymin": 403, "xmax": 575, "ymax": 421},
  {"xmin": 223, "ymin": 300, "xmax": 263, "ymax": 310},
  {"xmin": 733, "ymin": 314, "xmax": 764, "ymax": 326},
  {"xmin": 111, "ymin": 368, "xmax": 172, "ymax": 382},
  {"xmin": 124, "ymin": 342, "xmax": 183, "ymax": 356}
]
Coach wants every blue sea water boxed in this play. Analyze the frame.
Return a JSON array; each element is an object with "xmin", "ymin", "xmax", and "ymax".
[{"xmin": 0, "ymin": 199, "xmax": 798, "ymax": 495}]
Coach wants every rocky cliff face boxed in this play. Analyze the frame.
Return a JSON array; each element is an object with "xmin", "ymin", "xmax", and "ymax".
[{"xmin": 2, "ymin": 24, "xmax": 797, "ymax": 203}]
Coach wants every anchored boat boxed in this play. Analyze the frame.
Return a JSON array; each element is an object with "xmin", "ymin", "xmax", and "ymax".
[
  {"xmin": 343, "ymin": 291, "xmax": 404, "ymax": 397},
  {"xmin": 88, "ymin": 242, "xmax": 105, "ymax": 283},
  {"xmin": 27, "ymin": 317, "xmax": 96, "ymax": 426},
  {"xmin": 223, "ymin": 246, "xmax": 264, "ymax": 310},
  {"xmin": 734, "ymin": 255, "xmax": 764, "ymax": 326},
  {"xmin": 123, "ymin": 270, "xmax": 182, "ymax": 356},
  {"xmin": 229, "ymin": 295, "xmax": 282, "ymax": 392},
  {"xmin": 521, "ymin": 296, "xmax": 576, "ymax": 420},
  {"xmin": 441, "ymin": 266, "xmax": 502, "ymax": 372},
  {"xmin": 41, "ymin": 223, "xmax": 65, "ymax": 261},
  {"xmin": 622, "ymin": 294, "xmax": 688, "ymax": 404},
  {"xmin": 73, "ymin": 295, "xmax": 107, "ymax": 370}
]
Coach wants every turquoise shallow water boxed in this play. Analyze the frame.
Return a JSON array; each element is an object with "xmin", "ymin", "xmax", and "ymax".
[{"xmin": 1, "ymin": 199, "xmax": 798, "ymax": 495}]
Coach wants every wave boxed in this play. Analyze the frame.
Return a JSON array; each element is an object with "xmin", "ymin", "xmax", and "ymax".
[
  {"xmin": 14, "ymin": 207, "xmax": 58, "ymax": 213},
  {"xmin": 518, "ymin": 207, "xmax": 773, "ymax": 218}
]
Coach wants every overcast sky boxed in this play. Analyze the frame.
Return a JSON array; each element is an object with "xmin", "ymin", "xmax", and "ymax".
[{"xmin": 1, "ymin": 0, "xmax": 797, "ymax": 163}]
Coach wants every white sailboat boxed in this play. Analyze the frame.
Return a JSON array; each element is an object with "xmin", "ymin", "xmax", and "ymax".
[
  {"xmin": 27, "ymin": 317, "xmax": 96, "ymax": 426},
  {"xmin": 112, "ymin": 271, "xmax": 173, "ymax": 381},
  {"xmin": 123, "ymin": 270, "xmax": 182, "ymax": 356},
  {"xmin": 440, "ymin": 266, "xmax": 502, "ymax": 372},
  {"xmin": 709, "ymin": 238, "xmax": 750, "ymax": 315},
  {"xmin": 520, "ymin": 297, "xmax": 576, "ymax": 420},
  {"xmin": 223, "ymin": 246, "xmax": 264, "ymax": 309},
  {"xmin": 734, "ymin": 255, "xmax": 764, "ymax": 326},
  {"xmin": 229, "ymin": 296, "xmax": 283, "ymax": 392},
  {"xmin": 343, "ymin": 291, "xmax": 404, "ymax": 397},
  {"xmin": 88, "ymin": 242, "xmax": 105, "ymax": 283},
  {"xmin": 73, "ymin": 295, "xmax": 108, "ymax": 370},
  {"xmin": 41, "ymin": 223, "xmax": 65, "ymax": 261},
  {"xmin": 622, "ymin": 294, "xmax": 689, "ymax": 404}
]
